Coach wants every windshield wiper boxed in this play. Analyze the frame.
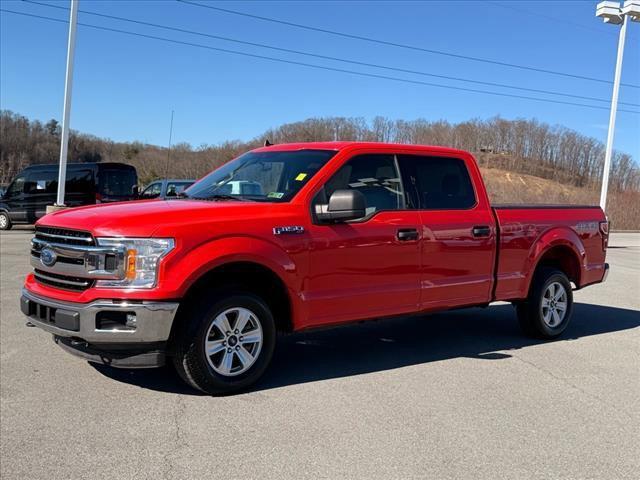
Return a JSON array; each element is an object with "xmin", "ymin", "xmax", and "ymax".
[{"xmin": 191, "ymin": 194, "xmax": 250, "ymax": 202}]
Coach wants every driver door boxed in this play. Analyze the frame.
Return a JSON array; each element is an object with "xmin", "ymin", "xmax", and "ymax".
[
  {"xmin": 4, "ymin": 174, "xmax": 27, "ymax": 222},
  {"xmin": 305, "ymin": 153, "xmax": 422, "ymax": 328}
]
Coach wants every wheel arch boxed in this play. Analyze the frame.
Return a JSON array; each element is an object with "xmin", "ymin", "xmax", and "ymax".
[
  {"xmin": 168, "ymin": 259, "xmax": 295, "ymax": 349},
  {"xmin": 526, "ymin": 228, "xmax": 585, "ymax": 293}
]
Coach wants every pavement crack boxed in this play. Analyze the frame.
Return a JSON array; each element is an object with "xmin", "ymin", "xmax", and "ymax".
[
  {"xmin": 163, "ymin": 395, "xmax": 187, "ymax": 480},
  {"xmin": 509, "ymin": 351, "xmax": 636, "ymax": 424}
]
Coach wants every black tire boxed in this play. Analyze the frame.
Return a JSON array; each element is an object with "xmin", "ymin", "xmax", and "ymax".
[
  {"xmin": 516, "ymin": 267, "xmax": 573, "ymax": 339},
  {"xmin": 172, "ymin": 291, "xmax": 276, "ymax": 395},
  {"xmin": 0, "ymin": 211, "xmax": 11, "ymax": 231}
]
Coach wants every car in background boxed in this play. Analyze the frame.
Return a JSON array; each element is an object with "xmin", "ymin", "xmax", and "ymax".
[
  {"xmin": 139, "ymin": 179, "xmax": 195, "ymax": 200},
  {"xmin": 214, "ymin": 180, "xmax": 263, "ymax": 196},
  {"xmin": 0, "ymin": 162, "xmax": 138, "ymax": 230}
]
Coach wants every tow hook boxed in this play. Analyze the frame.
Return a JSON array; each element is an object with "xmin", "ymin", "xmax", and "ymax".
[
  {"xmin": 25, "ymin": 321, "xmax": 35, "ymax": 327},
  {"xmin": 70, "ymin": 338, "xmax": 89, "ymax": 348}
]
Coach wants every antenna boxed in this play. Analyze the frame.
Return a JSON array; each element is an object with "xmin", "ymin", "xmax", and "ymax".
[
  {"xmin": 264, "ymin": 139, "xmax": 273, "ymax": 147},
  {"xmin": 164, "ymin": 110, "xmax": 174, "ymax": 179}
]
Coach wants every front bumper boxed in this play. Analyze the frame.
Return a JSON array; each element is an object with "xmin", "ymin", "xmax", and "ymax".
[{"xmin": 21, "ymin": 288, "xmax": 179, "ymax": 368}]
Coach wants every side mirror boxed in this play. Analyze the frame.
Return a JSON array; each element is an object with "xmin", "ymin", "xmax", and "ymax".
[
  {"xmin": 132, "ymin": 185, "xmax": 139, "ymax": 197},
  {"xmin": 316, "ymin": 189, "xmax": 366, "ymax": 223}
]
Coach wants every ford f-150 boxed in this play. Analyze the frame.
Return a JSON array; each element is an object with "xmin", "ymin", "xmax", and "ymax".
[{"xmin": 20, "ymin": 142, "xmax": 609, "ymax": 394}]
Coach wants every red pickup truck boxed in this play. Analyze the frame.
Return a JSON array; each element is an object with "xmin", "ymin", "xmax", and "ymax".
[{"xmin": 21, "ymin": 142, "xmax": 609, "ymax": 394}]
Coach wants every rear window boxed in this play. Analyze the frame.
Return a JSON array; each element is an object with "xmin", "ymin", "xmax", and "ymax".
[
  {"xmin": 99, "ymin": 168, "xmax": 137, "ymax": 197},
  {"xmin": 399, "ymin": 155, "xmax": 476, "ymax": 209}
]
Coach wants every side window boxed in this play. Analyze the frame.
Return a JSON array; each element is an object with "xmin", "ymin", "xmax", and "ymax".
[
  {"xmin": 323, "ymin": 154, "xmax": 405, "ymax": 215},
  {"xmin": 166, "ymin": 182, "xmax": 193, "ymax": 197},
  {"xmin": 25, "ymin": 170, "xmax": 57, "ymax": 194},
  {"xmin": 66, "ymin": 169, "xmax": 93, "ymax": 194},
  {"xmin": 141, "ymin": 183, "xmax": 162, "ymax": 198},
  {"xmin": 6, "ymin": 175, "xmax": 26, "ymax": 197},
  {"xmin": 399, "ymin": 156, "xmax": 476, "ymax": 210}
]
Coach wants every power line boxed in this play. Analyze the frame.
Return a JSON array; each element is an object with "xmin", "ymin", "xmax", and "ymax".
[
  {"xmin": 22, "ymin": 0, "xmax": 640, "ymax": 108},
  {"xmin": 486, "ymin": 1, "xmax": 624, "ymax": 38},
  {"xmin": 177, "ymin": 0, "xmax": 640, "ymax": 90},
  {"xmin": 2, "ymin": 8, "xmax": 639, "ymax": 115}
]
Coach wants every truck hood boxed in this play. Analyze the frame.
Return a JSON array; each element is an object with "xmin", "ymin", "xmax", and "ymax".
[{"xmin": 37, "ymin": 199, "xmax": 273, "ymax": 237}]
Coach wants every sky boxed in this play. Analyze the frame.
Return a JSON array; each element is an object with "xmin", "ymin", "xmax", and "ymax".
[{"xmin": 1, "ymin": 0, "xmax": 639, "ymax": 159}]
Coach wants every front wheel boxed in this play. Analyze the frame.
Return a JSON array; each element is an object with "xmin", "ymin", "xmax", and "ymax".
[
  {"xmin": 516, "ymin": 267, "xmax": 573, "ymax": 339},
  {"xmin": 172, "ymin": 292, "xmax": 276, "ymax": 395},
  {"xmin": 0, "ymin": 212, "xmax": 12, "ymax": 230}
]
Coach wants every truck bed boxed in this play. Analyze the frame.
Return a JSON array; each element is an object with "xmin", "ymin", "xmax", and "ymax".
[{"xmin": 492, "ymin": 204, "xmax": 607, "ymax": 301}]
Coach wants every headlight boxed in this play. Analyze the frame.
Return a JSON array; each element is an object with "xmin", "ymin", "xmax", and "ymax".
[{"xmin": 95, "ymin": 238, "xmax": 174, "ymax": 288}]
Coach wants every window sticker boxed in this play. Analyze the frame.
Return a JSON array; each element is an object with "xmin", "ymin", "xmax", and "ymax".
[
  {"xmin": 295, "ymin": 173, "xmax": 308, "ymax": 181},
  {"xmin": 267, "ymin": 192, "xmax": 285, "ymax": 199}
]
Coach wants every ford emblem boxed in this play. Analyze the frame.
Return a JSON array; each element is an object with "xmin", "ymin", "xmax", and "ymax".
[{"xmin": 40, "ymin": 248, "xmax": 57, "ymax": 267}]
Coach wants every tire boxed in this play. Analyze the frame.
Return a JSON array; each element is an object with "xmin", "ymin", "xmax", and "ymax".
[
  {"xmin": 516, "ymin": 267, "xmax": 573, "ymax": 339},
  {"xmin": 172, "ymin": 291, "xmax": 276, "ymax": 395},
  {"xmin": 0, "ymin": 211, "xmax": 11, "ymax": 231}
]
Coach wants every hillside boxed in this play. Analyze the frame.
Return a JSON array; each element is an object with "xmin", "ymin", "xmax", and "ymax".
[
  {"xmin": 1, "ymin": 111, "xmax": 638, "ymax": 228},
  {"xmin": 481, "ymin": 167, "xmax": 639, "ymax": 229}
]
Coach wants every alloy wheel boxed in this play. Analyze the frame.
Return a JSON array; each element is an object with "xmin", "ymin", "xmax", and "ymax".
[
  {"xmin": 540, "ymin": 281, "xmax": 568, "ymax": 328},
  {"xmin": 204, "ymin": 307, "xmax": 263, "ymax": 376}
]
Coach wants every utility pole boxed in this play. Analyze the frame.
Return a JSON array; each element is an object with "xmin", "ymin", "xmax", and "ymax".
[
  {"xmin": 600, "ymin": 14, "xmax": 628, "ymax": 210},
  {"xmin": 595, "ymin": 0, "xmax": 640, "ymax": 211},
  {"xmin": 52, "ymin": 0, "xmax": 79, "ymax": 210}
]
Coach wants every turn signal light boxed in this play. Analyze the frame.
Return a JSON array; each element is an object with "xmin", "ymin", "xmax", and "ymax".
[{"xmin": 126, "ymin": 249, "xmax": 137, "ymax": 280}]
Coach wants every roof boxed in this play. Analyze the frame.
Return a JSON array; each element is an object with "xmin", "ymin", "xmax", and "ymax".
[
  {"xmin": 23, "ymin": 162, "xmax": 134, "ymax": 170},
  {"xmin": 252, "ymin": 141, "xmax": 468, "ymax": 156}
]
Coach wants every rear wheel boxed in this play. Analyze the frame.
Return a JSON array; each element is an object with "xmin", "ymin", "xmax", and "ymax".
[
  {"xmin": 0, "ymin": 212, "xmax": 11, "ymax": 230},
  {"xmin": 516, "ymin": 267, "xmax": 573, "ymax": 339},
  {"xmin": 172, "ymin": 292, "xmax": 276, "ymax": 395}
]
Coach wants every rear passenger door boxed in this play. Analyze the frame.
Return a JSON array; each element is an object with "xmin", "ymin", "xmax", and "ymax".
[{"xmin": 398, "ymin": 155, "xmax": 496, "ymax": 310}]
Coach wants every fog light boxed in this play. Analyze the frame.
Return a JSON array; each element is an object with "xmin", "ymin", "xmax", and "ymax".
[{"xmin": 126, "ymin": 313, "xmax": 137, "ymax": 328}]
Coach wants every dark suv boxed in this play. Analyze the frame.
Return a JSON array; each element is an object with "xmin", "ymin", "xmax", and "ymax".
[{"xmin": 0, "ymin": 163, "xmax": 137, "ymax": 230}]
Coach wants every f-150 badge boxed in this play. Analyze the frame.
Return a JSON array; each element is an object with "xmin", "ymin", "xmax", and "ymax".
[{"xmin": 273, "ymin": 226, "xmax": 305, "ymax": 235}]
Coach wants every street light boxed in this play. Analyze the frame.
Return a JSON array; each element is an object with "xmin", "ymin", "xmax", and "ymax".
[
  {"xmin": 595, "ymin": 0, "xmax": 639, "ymax": 211},
  {"xmin": 48, "ymin": 0, "xmax": 79, "ymax": 214}
]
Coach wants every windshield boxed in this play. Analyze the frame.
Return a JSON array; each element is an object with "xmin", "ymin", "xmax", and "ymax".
[{"xmin": 185, "ymin": 149, "xmax": 337, "ymax": 202}]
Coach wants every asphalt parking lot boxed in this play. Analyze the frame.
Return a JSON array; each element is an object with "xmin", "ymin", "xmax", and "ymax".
[{"xmin": 1, "ymin": 228, "xmax": 638, "ymax": 479}]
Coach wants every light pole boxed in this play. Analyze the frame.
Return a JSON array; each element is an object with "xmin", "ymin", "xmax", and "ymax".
[
  {"xmin": 50, "ymin": 0, "xmax": 79, "ymax": 212},
  {"xmin": 595, "ymin": 0, "xmax": 639, "ymax": 211}
]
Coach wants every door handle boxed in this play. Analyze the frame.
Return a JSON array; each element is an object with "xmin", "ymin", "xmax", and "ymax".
[
  {"xmin": 397, "ymin": 228, "xmax": 419, "ymax": 241},
  {"xmin": 472, "ymin": 225, "xmax": 491, "ymax": 237}
]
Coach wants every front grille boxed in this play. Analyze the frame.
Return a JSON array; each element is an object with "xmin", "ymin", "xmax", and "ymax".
[
  {"xmin": 31, "ymin": 250, "xmax": 84, "ymax": 265},
  {"xmin": 34, "ymin": 269, "xmax": 95, "ymax": 291},
  {"xmin": 32, "ymin": 227, "xmax": 95, "ymax": 291},
  {"xmin": 35, "ymin": 226, "xmax": 95, "ymax": 246}
]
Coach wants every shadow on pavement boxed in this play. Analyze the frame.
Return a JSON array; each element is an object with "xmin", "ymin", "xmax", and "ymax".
[{"xmin": 92, "ymin": 303, "xmax": 640, "ymax": 396}]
